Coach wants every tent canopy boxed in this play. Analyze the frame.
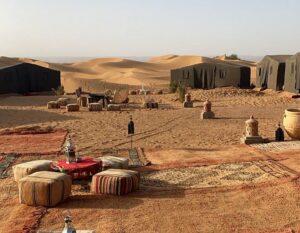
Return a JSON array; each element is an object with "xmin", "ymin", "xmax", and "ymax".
[
  {"xmin": 0, "ymin": 63, "xmax": 61, "ymax": 94},
  {"xmin": 256, "ymin": 55, "xmax": 291, "ymax": 90},
  {"xmin": 171, "ymin": 62, "xmax": 250, "ymax": 89}
]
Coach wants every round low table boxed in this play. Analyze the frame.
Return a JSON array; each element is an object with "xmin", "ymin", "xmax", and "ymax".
[{"xmin": 51, "ymin": 157, "xmax": 101, "ymax": 180}]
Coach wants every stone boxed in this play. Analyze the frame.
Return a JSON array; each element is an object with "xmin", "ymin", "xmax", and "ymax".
[
  {"xmin": 183, "ymin": 101, "xmax": 193, "ymax": 108},
  {"xmin": 201, "ymin": 111, "xmax": 215, "ymax": 119},
  {"xmin": 240, "ymin": 135, "xmax": 266, "ymax": 145},
  {"xmin": 88, "ymin": 103, "xmax": 102, "ymax": 111}
]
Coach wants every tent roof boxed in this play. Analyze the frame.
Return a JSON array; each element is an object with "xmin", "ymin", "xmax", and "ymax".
[
  {"xmin": 172, "ymin": 62, "xmax": 246, "ymax": 71},
  {"xmin": 288, "ymin": 52, "xmax": 300, "ymax": 60},
  {"xmin": 259, "ymin": 55, "xmax": 291, "ymax": 64}
]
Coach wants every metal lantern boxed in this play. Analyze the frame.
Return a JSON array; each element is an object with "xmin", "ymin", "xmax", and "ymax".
[
  {"xmin": 65, "ymin": 136, "xmax": 76, "ymax": 164},
  {"xmin": 62, "ymin": 215, "xmax": 76, "ymax": 233}
]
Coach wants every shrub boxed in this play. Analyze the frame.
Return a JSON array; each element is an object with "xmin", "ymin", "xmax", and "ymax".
[
  {"xmin": 169, "ymin": 81, "xmax": 178, "ymax": 93},
  {"xmin": 52, "ymin": 85, "xmax": 65, "ymax": 96},
  {"xmin": 227, "ymin": 54, "xmax": 240, "ymax": 60},
  {"xmin": 177, "ymin": 82, "xmax": 186, "ymax": 103}
]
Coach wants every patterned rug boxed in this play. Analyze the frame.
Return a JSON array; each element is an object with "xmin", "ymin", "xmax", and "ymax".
[
  {"xmin": 250, "ymin": 141, "xmax": 300, "ymax": 153},
  {"xmin": 0, "ymin": 153, "xmax": 17, "ymax": 179},
  {"xmin": 0, "ymin": 127, "xmax": 67, "ymax": 155},
  {"xmin": 141, "ymin": 160, "xmax": 295, "ymax": 190}
]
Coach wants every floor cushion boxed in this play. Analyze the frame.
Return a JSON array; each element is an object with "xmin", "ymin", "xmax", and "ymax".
[
  {"xmin": 91, "ymin": 169, "xmax": 140, "ymax": 195},
  {"xmin": 18, "ymin": 171, "xmax": 72, "ymax": 207},
  {"xmin": 13, "ymin": 160, "xmax": 53, "ymax": 182},
  {"xmin": 97, "ymin": 156, "xmax": 129, "ymax": 170}
]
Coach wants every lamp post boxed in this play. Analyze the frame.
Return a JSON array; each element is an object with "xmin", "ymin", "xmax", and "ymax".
[{"xmin": 128, "ymin": 115, "xmax": 135, "ymax": 150}]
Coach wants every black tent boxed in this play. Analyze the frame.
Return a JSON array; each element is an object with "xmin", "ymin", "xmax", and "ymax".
[
  {"xmin": 0, "ymin": 62, "xmax": 61, "ymax": 94},
  {"xmin": 170, "ymin": 62, "xmax": 250, "ymax": 89},
  {"xmin": 284, "ymin": 53, "xmax": 300, "ymax": 93},
  {"xmin": 256, "ymin": 55, "xmax": 290, "ymax": 91}
]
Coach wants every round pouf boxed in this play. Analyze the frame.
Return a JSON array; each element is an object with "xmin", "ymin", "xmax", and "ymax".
[
  {"xmin": 66, "ymin": 104, "xmax": 80, "ymax": 112},
  {"xmin": 91, "ymin": 169, "xmax": 140, "ymax": 195},
  {"xmin": 18, "ymin": 171, "xmax": 72, "ymax": 207},
  {"xmin": 88, "ymin": 103, "xmax": 102, "ymax": 112}
]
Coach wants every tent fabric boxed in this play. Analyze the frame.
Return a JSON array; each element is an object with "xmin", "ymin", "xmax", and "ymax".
[
  {"xmin": 0, "ymin": 63, "xmax": 60, "ymax": 94},
  {"xmin": 284, "ymin": 53, "xmax": 300, "ymax": 93},
  {"xmin": 170, "ymin": 63, "xmax": 250, "ymax": 89},
  {"xmin": 256, "ymin": 55, "xmax": 291, "ymax": 91}
]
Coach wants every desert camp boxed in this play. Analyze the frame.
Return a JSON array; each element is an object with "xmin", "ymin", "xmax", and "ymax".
[
  {"xmin": 256, "ymin": 55, "xmax": 291, "ymax": 91},
  {"xmin": 2, "ymin": 0, "xmax": 300, "ymax": 232},
  {"xmin": 0, "ymin": 62, "xmax": 61, "ymax": 94},
  {"xmin": 170, "ymin": 62, "xmax": 251, "ymax": 89}
]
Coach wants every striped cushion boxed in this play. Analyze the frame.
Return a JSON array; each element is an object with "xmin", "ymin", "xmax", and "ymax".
[
  {"xmin": 97, "ymin": 156, "xmax": 129, "ymax": 169},
  {"xmin": 13, "ymin": 160, "xmax": 53, "ymax": 182},
  {"xmin": 18, "ymin": 171, "xmax": 72, "ymax": 207},
  {"xmin": 91, "ymin": 169, "xmax": 140, "ymax": 195}
]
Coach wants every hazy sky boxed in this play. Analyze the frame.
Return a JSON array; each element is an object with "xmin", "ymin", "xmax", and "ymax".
[{"xmin": 1, "ymin": 0, "xmax": 300, "ymax": 58}]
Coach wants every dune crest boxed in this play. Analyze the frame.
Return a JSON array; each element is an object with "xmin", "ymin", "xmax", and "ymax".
[{"xmin": 0, "ymin": 55, "xmax": 256, "ymax": 92}]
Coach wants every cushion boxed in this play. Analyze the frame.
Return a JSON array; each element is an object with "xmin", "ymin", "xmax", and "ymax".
[
  {"xmin": 88, "ymin": 103, "xmax": 102, "ymax": 112},
  {"xmin": 66, "ymin": 104, "xmax": 80, "ymax": 112},
  {"xmin": 97, "ymin": 156, "xmax": 129, "ymax": 169},
  {"xmin": 47, "ymin": 101, "xmax": 59, "ymax": 109},
  {"xmin": 143, "ymin": 102, "xmax": 158, "ymax": 109},
  {"xmin": 13, "ymin": 160, "xmax": 53, "ymax": 182},
  {"xmin": 107, "ymin": 104, "xmax": 121, "ymax": 111},
  {"xmin": 18, "ymin": 171, "xmax": 72, "ymax": 207},
  {"xmin": 91, "ymin": 169, "xmax": 140, "ymax": 195}
]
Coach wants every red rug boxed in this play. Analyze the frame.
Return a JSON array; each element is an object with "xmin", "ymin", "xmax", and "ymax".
[{"xmin": 0, "ymin": 128, "xmax": 67, "ymax": 155}]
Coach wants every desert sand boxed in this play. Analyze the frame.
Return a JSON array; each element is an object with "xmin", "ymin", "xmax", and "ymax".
[
  {"xmin": 0, "ymin": 55, "xmax": 300, "ymax": 233},
  {"xmin": 0, "ymin": 54, "xmax": 256, "ymax": 93}
]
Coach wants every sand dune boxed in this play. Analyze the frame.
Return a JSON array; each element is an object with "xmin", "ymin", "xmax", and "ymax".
[{"xmin": 0, "ymin": 55, "xmax": 256, "ymax": 93}]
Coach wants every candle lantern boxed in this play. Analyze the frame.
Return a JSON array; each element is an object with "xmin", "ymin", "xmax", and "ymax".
[
  {"xmin": 65, "ymin": 136, "xmax": 76, "ymax": 164},
  {"xmin": 128, "ymin": 116, "xmax": 135, "ymax": 150},
  {"xmin": 275, "ymin": 123, "xmax": 284, "ymax": 141},
  {"xmin": 62, "ymin": 215, "xmax": 76, "ymax": 233}
]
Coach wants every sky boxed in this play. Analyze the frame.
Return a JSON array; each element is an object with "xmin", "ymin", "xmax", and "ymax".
[{"xmin": 0, "ymin": 0, "xmax": 300, "ymax": 58}]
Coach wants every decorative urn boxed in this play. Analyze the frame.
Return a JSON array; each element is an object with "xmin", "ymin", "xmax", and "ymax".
[
  {"xmin": 245, "ymin": 115, "xmax": 259, "ymax": 137},
  {"xmin": 203, "ymin": 99, "xmax": 212, "ymax": 112}
]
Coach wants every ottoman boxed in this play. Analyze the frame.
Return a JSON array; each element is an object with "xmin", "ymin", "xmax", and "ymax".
[
  {"xmin": 13, "ymin": 160, "xmax": 53, "ymax": 182},
  {"xmin": 57, "ymin": 97, "xmax": 69, "ymax": 107},
  {"xmin": 47, "ymin": 101, "xmax": 59, "ymax": 109},
  {"xmin": 91, "ymin": 169, "xmax": 140, "ymax": 195},
  {"xmin": 66, "ymin": 104, "xmax": 80, "ymax": 112},
  {"xmin": 18, "ymin": 171, "xmax": 72, "ymax": 207},
  {"xmin": 88, "ymin": 103, "xmax": 102, "ymax": 111},
  {"xmin": 97, "ymin": 156, "xmax": 129, "ymax": 170},
  {"xmin": 107, "ymin": 104, "xmax": 121, "ymax": 111}
]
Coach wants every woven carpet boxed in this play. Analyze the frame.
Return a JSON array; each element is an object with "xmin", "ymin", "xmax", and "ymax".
[
  {"xmin": 0, "ymin": 153, "xmax": 17, "ymax": 179},
  {"xmin": 0, "ymin": 127, "xmax": 67, "ymax": 155},
  {"xmin": 250, "ymin": 141, "xmax": 300, "ymax": 153},
  {"xmin": 141, "ymin": 160, "xmax": 296, "ymax": 190}
]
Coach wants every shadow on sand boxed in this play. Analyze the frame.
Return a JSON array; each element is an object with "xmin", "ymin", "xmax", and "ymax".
[{"xmin": 0, "ymin": 108, "xmax": 78, "ymax": 129}]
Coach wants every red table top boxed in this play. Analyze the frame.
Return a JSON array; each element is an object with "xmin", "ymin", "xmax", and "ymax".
[{"xmin": 55, "ymin": 157, "xmax": 99, "ymax": 170}]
